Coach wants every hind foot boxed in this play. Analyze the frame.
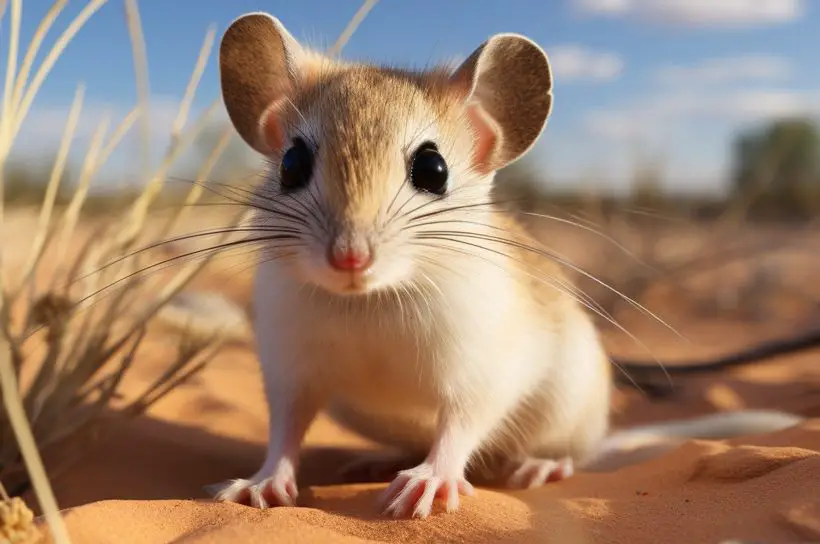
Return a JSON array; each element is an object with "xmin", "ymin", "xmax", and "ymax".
[{"xmin": 500, "ymin": 456, "xmax": 574, "ymax": 489}]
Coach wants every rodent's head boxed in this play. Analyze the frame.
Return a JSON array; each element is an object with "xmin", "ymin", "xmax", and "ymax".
[{"xmin": 219, "ymin": 13, "xmax": 552, "ymax": 296}]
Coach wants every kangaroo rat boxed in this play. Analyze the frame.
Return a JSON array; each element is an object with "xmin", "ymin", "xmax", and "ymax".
[{"xmin": 210, "ymin": 12, "xmax": 803, "ymax": 518}]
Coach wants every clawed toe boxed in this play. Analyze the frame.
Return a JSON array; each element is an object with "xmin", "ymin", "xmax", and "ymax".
[
  {"xmin": 380, "ymin": 463, "xmax": 474, "ymax": 519},
  {"xmin": 208, "ymin": 475, "xmax": 298, "ymax": 508}
]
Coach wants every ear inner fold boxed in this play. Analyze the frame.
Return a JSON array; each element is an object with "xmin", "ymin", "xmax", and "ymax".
[
  {"xmin": 451, "ymin": 34, "xmax": 553, "ymax": 174},
  {"xmin": 219, "ymin": 13, "xmax": 301, "ymax": 155},
  {"xmin": 465, "ymin": 102, "xmax": 500, "ymax": 174}
]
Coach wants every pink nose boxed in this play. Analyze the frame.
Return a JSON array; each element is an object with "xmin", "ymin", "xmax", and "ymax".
[{"xmin": 327, "ymin": 243, "xmax": 372, "ymax": 272}]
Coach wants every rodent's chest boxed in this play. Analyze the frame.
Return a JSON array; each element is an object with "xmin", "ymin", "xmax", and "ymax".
[
  {"xmin": 314, "ymin": 311, "xmax": 440, "ymax": 385},
  {"xmin": 289, "ymin": 298, "xmax": 459, "ymax": 408},
  {"xmin": 258, "ymin": 264, "xmax": 533, "ymax": 405}
]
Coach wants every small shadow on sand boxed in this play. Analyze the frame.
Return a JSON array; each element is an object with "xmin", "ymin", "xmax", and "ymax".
[
  {"xmin": 41, "ymin": 411, "xmax": 505, "ymax": 526},
  {"xmin": 42, "ymin": 413, "xmax": 395, "ymax": 511},
  {"xmin": 37, "ymin": 363, "xmax": 820, "ymax": 537}
]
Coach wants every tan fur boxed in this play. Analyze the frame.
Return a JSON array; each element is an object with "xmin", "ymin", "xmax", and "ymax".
[
  {"xmin": 210, "ymin": 13, "xmax": 799, "ymax": 520},
  {"xmin": 294, "ymin": 68, "xmax": 458, "ymax": 223},
  {"xmin": 215, "ymin": 13, "xmax": 604, "ymax": 515}
]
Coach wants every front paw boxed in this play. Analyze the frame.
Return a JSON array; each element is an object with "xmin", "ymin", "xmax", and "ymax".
[
  {"xmin": 208, "ymin": 461, "xmax": 298, "ymax": 509},
  {"xmin": 380, "ymin": 462, "xmax": 475, "ymax": 519}
]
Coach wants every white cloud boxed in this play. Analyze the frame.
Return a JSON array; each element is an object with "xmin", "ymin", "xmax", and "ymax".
[
  {"xmin": 583, "ymin": 110, "xmax": 645, "ymax": 140},
  {"xmin": 583, "ymin": 87, "xmax": 820, "ymax": 140},
  {"xmin": 574, "ymin": 0, "xmax": 804, "ymax": 28},
  {"xmin": 575, "ymin": 0, "xmax": 632, "ymax": 15},
  {"xmin": 8, "ymin": 97, "xmax": 248, "ymax": 185},
  {"xmin": 12, "ymin": 96, "xmax": 183, "ymax": 152},
  {"xmin": 723, "ymin": 89, "xmax": 820, "ymax": 118},
  {"xmin": 655, "ymin": 56, "xmax": 793, "ymax": 85},
  {"xmin": 548, "ymin": 45, "xmax": 624, "ymax": 83}
]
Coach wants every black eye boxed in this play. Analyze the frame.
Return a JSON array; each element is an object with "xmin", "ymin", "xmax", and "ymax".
[
  {"xmin": 410, "ymin": 141, "xmax": 448, "ymax": 195},
  {"xmin": 280, "ymin": 137, "xmax": 314, "ymax": 191}
]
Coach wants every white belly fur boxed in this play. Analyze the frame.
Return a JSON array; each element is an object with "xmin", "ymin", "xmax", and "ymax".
[{"xmin": 254, "ymin": 258, "xmax": 611, "ymax": 461}]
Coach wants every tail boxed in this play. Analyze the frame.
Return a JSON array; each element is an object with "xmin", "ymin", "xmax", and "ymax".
[{"xmin": 580, "ymin": 409, "xmax": 804, "ymax": 472}]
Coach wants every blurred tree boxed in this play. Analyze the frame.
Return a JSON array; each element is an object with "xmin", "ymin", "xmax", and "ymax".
[
  {"xmin": 2, "ymin": 155, "xmax": 74, "ymax": 207},
  {"xmin": 629, "ymin": 146, "xmax": 665, "ymax": 210},
  {"xmin": 731, "ymin": 118, "xmax": 820, "ymax": 217}
]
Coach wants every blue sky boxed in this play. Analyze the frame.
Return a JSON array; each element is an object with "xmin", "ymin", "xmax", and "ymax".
[{"xmin": 3, "ymin": 0, "xmax": 818, "ymax": 195}]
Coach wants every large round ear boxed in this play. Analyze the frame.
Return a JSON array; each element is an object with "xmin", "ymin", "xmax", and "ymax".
[
  {"xmin": 450, "ymin": 34, "xmax": 552, "ymax": 174},
  {"xmin": 219, "ymin": 12, "xmax": 305, "ymax": 155}
]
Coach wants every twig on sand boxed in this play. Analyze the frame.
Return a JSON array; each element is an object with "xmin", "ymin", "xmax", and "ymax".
[{"xmin": 613, "ymin": 328, "xmax": 820, "ymax": 397}]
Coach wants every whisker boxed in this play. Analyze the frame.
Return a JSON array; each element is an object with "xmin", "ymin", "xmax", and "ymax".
[
  {"xmin": 403, "ymin": 197, "xmax": 509, "ymax": 224},
  {"xmin": 71, "ymin": 226, "xmax": 302, "ymax": 284},
  {"xmin": 211, "ymin": 249, "xmax": 301, "ymax": 285},
  {"xmin": 392, "ymin": 184, "xmax": 484, "ymax": 225},
  {"xmin": 385, "ymin": 183, "xmax": 426, "ymax": 227},
  {"xmin": 282, "ymin": 97, "xmax": 310, "ymax": 132},
  {"xmin": 406, "ymin": 215, "xmax": 639, "ymax": 272},
  {"xmin": 512, "ymin": 211, "xmax": 649, "ymax": 268},
  {"xmin": 416, "ymin": 269, "xmax": 445, "ymax": 302},
  {"xmin": 89, "ymin": 243, "xmax": 300, "ymax": 313},
  {"xmin": 414, "ymin": 253, "xmax": 470, "ymax": 284},
  {"xmin": 283, "ymin": 190, "xmax": 328, "ymax": 235},
  {"xmin": 406, "ymin": 212, "xmax": 659, "ymax": 315},
  {"xmin": 415, "ymin": 239, "xmax": 649, "ymax": 394},
  {"xmin": 75, "ymin": 234, "xmax": 300, "ymax": 307},
  {"xmin": 231, "ymin": 171, "xmax": 328, "ymax": 236},
  {"xmin": 417, "ymin": 229, "xmax": 679, "ymax": 341},
  {"xmin": 383, "ymin": 176, "xmax": 410, "ymax": 224},
  {"xmin": 166, "ymin": 176, "xmax": 313, "ymax": 230},
  {"xmin": 412, "ymin": 235, "xmax": 662, "ymax": 392},
  {"xmin": 166, "ymin": 176, "xmax": 260, "ymax": 205},
  {"xmin": 305, "ymin": 180, "xmax": 328, "ymax": 225},
  {"xmin": 411, "ymin": 238, "xmax": 606, "ymax": 323}
]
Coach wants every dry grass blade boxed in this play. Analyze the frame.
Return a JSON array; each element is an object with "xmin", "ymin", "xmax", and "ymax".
[
  {"xmin": 10, "ymin": 0, "xmax": 108, "ymax": 139},
  {"xmin": 327, "ymin": 0, "xmax": 379, "ymax": 57},
  {"xmin": 0, "ymin": 338, "xmax": 68, "ymax": 542},
  {"xmin": 0, "ymin": 0, "xmax": 22, "ymax": 244},
  {"xmin": 0, "ymin": 0, "xmax": 245, "ymax": 539},
  {"xmin": 117, "ymin": 98, "xmax": 221, "ymax": 249},
  {"xmin": 159, "ymin": 124, "xmax": 234, "ymax": 238},
  {"xmin": 49, "ymin": 107, "xmax": 139, "ymax": 269},
  {"xmin": 123, "ymin": 0, "xmax": 150, "ymax": 185},
  {"xmin": 10, "ymin": 0, "xmax": 68, "ymax": 113},
  {"xmin": 16, "ymin": 84, "xmax": 85, "ymax": 289},
  {"xmin": 170, "ymin": 24, "xmax": 216, "ymax": 147},
  {"xmin": 0, "ymin": 0, "xmax": 20, "ymax": 137}
]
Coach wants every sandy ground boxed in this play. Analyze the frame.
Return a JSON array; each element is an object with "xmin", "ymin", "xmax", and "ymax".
[{"xmin": 2, "ymin": 206, "xmax": 818, "ymax": 544}]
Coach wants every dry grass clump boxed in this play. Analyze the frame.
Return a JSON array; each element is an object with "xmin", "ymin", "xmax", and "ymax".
[
  {"xmin": 0, "ymin": 0, "xmax": 247, "ymax": 540},
  {"xmin": 0, "ymin": 487, "xmax": 36, "ymax": 544}
]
